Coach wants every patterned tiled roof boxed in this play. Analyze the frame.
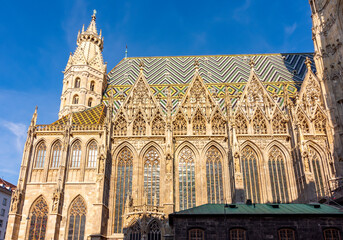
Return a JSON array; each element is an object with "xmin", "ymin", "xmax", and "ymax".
[
  {"xmin": 104, "ymin": 53, "xmax": 315, "ymax": 113},
  {"xmin": 52, "ymin": 104, "xmax": 106, "ymax": 125}
]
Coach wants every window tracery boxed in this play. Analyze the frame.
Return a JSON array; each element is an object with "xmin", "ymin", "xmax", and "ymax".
[
  {"xmin": 309, "ymin": 147, "xmax": 325, "ymax": 198},
  {"xmin": 50, "ymin": 141, "xmax": 61, "ymax": 168},
  {"xmin": 71, "ymin": 141, "xmax": 81, "ymax": 168},
  {"xmin": 151, "ymin": 114, "xmax": 165, "ymax": 135},
  {"xmin": 173, "ymin": 111, "xmax": 187, "ymax": 135},
  {"xmin": 206, "ymin": 146, "xmax": 224, "ymax": 204},
  {"xmin": 144, "ymin": 148, "xmax": 160, "ymax": 205},
  {"xmin": 28, "ymin": 196, "xmax": 48, "ymax": 240},
  {"xmin": 253, "ymin": 109, "xmax": 267, "ymax": 134},
  {"xmin": 314, "ymin": 110, "xmax": 326, "ymax": 134},
  {"xmin": 113, "ymin": 113, "xmax": 127, "ymax": 136},
  {"xmin": 114, "ymin": 147, "xmax": 133, "ymax": 233},
  {"xmin": 268, "ymin": 146, "xmax": 289, "ymax": 203},
  {"xmin": 128, "ymin": 221, "xmax": 141, "ymax": 240},
  {"xmin": 211, "ymin": 111, "xmax": 226, "ymax": 135},
  {"xmin": 297, "ymin": 110, "xmax": 310, "ymax": 133},
  {"xmin": 235, "ymin": 113, "xmax": 248, "ymax": 134},
  {"xmin": 67, "ymin": 196, "xmax": 86, "ymax": 240},
  {"xmin": 241, "ymin": 146, "xmax": 261, "ymax": 203},
  {"xmin": 193, "ymin": 109, "xmax": 206, "ymax": 135},
  {"xmin": 272, "ymin": 112, "xmax": 287, "ymax": 134},
  {"xmin": 35, "ymin": 142, "xmax": 46, "ymax": 169},
  {"xmin": 87, "ymin": 141, "xmax": 97, "ymax": 168},
  {"xmin": 147, "ymin": 220, "xmax": 161, "ymax": 240},
  {"xmin": 133, "ymin": 111, "xmax": 146, "ymax": 136},
  {"xmin": 190, "ymin": 78, "xmax": 206, "ymax": 103},
  {"xmin": 178, "ymin": 147, "xmax": 196, "ymax": 210}
]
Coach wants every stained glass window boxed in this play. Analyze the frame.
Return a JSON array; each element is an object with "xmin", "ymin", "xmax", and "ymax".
[
  {"xmin": 133, "ymin": 111, "xmax": 146, "ymax": 135},
  {"xmin": 173, "ymin": 111, "xmax": 187, "ymax": 135},
  {"xmin": 206, "ymin": 146, "xmax": 224, "ymax": 204},
  {"xmin": 268, "ymin": 146, "xmax": 289, "ymax": 203},
  {"xmin": 87, "ymin": 141, "xmax": 97, "ymax": 168},
  {"xmin": 28, "ymin": 196, "xmax": 48, "ymax": 240},
  {"xmin": 323, "ymin": 228, "xmax": 341, "ymax": 240},
  {"xmin": 193, "ymin": 109, "xmax": 206, "ymax": 135},
  {"xmin": 114, "ymin": 148, "xmax": 133, "ymax": 233},
  {"xmin": 241, "ymin": 146, "xmax": 261, "ymax": 203},
  {"xmin": 50, "ymin": 141, "xmax": 61, "ymax": 168},
  {"xmin": 278, "ymin": 228, "xmax": 295, "ymax": 240},
  {"xmin": 71, "ymin": 141, "xmax": 81, "ymax": 168},
  {"xmin": 229, "ymin": 228, "xmax": 246, "ymax": 240},
  {"xmin": 67, "ymin": 196, "xmax": 86, "ymax": 240},
  {"xmin": 144, "ymin": 148, "xmax": 160, "ymax": 205},
  {"xmin": 189, "ymin": 229, "xmax": 205, "ymax": 240},
  {"xmin": 309, "ymin": 147, "xmax": 325, "ymax": 198},
  {"xmin": 35, "ymin": 142, "xmax": 46, "ymax": 169},
  {"xmin": 147, "ymin": 220, "xmax": 161, "ymax": 240},
  {"xmin": 179, "ymin": 147, "xmax": 196, "ymax": 210}
]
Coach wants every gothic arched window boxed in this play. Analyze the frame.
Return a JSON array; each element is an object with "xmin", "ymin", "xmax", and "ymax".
[
  {"xmin": 87, "ymin": 141, "xmax": 97, "ymax": 168},
  {"xmin": 151, "ymin": 114, "xmax": 166, "ymax": 135},
  {"xmin": 235, "ymin": 113, "xmax": 248, "ymax": 134},
  {"xmin": 73, "ymin": 95, "xmax": 79, "ymax": 104},
  {"xmin": 128, "ymin": 221, "xmax": 141, "ymax": 240},
  {"xmin": 35, "ymin": 142, "xmax": 46, "ymax": 168},
  {"xmin": 88, "ymin": 98, "xmax": 92, "ymax": 107},
  {"xmin": 133, "ymin": 111, "xmax": 146, "ymax": 136},
  {"xmin": 114, "ymin": 148, "xmax": 133, "ymax": 233},
  {"xmin": 314, "ymin": 110, "xmax": 326, "ymax": 134},
  {"xmin": 212, "ymin": 110, "xmax": 226, "ymax": 135},
  {"xmin": 90, "ymin": 81, "xmax": 95, "ymax": 91},
  {"xmin": 144, "ymin": 148, "xmax": 160, "ymax": 205},
  {"xmin": 74, "ymin": 78, "xmax": 81, "ymax": 88},
  {"xmin": 70, "ymin": 141, "xmax": 81, "ymax": 168},
  {"xmin": 297, "ymin": 110, "xmax": 310, "ymax": 133},
  {"xmin": 241, "ymin": 146, "xmax": 261, "ymax": 203},
  {"xmin": 229, "ymin": 228, "xmax": 246, "ymax": 240},
  {"xmin": 268, "ymin": 146, "xmax": 289, "ymax": 203},
  {"xmin": 28, "ymin": 196, "xmax": 48, "ymax": 240},
  {"xmin": 50, "ymin": 141, "xmax": 61, "ymax": 168},
  {"xmin": 253, "ymin": 109, "xmax": 267, "ymax": 134},
  {"xmin": 272, "ymin": 112, "xmax": 287, "ymax": 134},
  {"xmin": 147, "ymin": 220, "xmax": 161, "ymax": 240},
  {"xmin": 113, "ymin": 112, "xmax": 127, "ymax": 136},
  {"xmin": 193, "ymin": 109, "xmax": 206, "ymax": 135},
  {"xmin": 173, "ymin": 111, "xmax": 187, "ymax": 135},
  {"xmin": 278, "ymin": 228, "xmax": 295, "ymax": 240},
  {"xmin": 179, "ymin": 147, "xmax": 196, "ymax": 210},
  {"xmin": 206, "ymin": 146, "xmax": 224, "ymax": 204},
  {"xmin": 189, "ymin": 229, "xmax": 205, "ymax": 240},
  {"xmin": 309, "ymin": 147, "xmax": 325, "ymax": 198},
  {"xmin": 67, "ymin": 196, "xmax": 86, "ymax": 240}
]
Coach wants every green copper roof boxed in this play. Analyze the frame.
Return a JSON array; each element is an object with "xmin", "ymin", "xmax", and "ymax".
[{"xmin": 171, "ymin": 203, "xmax": 343, "ymax": 216}]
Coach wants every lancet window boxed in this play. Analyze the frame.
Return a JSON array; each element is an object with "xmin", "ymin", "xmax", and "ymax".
[
  {"xmin": 73, "ymin": 95, "xmax": 79, "ymax": 104},
  {"xmin": 151, "ymin": 115, "xmax": 166, "ymax": 135},
  {"xmin": 87, "ymin": 141, "xmax": 97, "ymax": 168},
  {"xmin": 193, "ymin": 109, "xmax": 206, "ymax": 135},
  {"xmin": 235, "ymin": 113, "xmax": 248, "ymax": 134},
  {"xmin": 67, "ymin": 196, "xmax": 87, "ymax": 240},
  {"xmin": 309, "ymin": 147, "xmax": 325, "ymax": 198},
  {"xmin": 113, "ymin": 113, "xmax": 127, "ymax": 136},
  {"xmin": 35, "ymin": 142, "xmax": 46, "ymax": 169},
  {"xmin": 314, "ymin": 110, "xmax": 326, "ymax": 134},
  {"xmin": 144, "ymin": 148, "xmax": 160, "ymax": 205},
  {"xmin": 28, "ymin": 196, "xmax": 48, "ymax": 240},
  {"xmin": 70, "ymin": 141, "xmax": 81, "ymax": 168},
  {"xmin": 241, "ymin": 146, "xmax": 261, "ymax": 203},
  {"xmin": 114, "ymin": 147, "xmax": 133, "ymax": 233},
  {"xmin": 74, "ymin": 78, "xmax": 81, "ymax": 88},
  {"xmin": 133, "ymin": 111, "xmax": 146, "ymax": 136},
  {"xmin": 147, "ymin": 220, "xmax": 161, "ymax": 240},
  {"xmin": 268, "ymin": 146, "xmax": 289, "ymax": 203},
  {"xmin": 206, "ymin": 146, "xmax": 224, "ymax": 204},
  {"xmin": 253, "ymin": 109, "xmax": 267, "ymax": 134},
  {"xmin": 173, "ymin": 111, "xmax": 187, "ymax": 135},
  {"xmin": 297, "ymin": 111, "xmax": 310, "ymax": 133},
  {"xmin": 128, "ymin": 221, "xmax": 141, "ymax": 240},
  {"xmin": 50, "ymin": 141, "xmax": 61, "ymax": 168},
  {"xmin": 178, "ymin": 147, "xmax": 196, "ymax": 210},
  {"xmin": 272, "ymin": 113, "xmax": 287, "ymax": 134},
  {"xmin": 88, "ymin": 98, "xmax": 92, "ymax": 107},
  {"xmin": 90, "ymin": 81, "xmax": 95, "ymax": 91},
  {"xmin": 211, "ymin": 111, "xmax": 226, "ymax": 135}
]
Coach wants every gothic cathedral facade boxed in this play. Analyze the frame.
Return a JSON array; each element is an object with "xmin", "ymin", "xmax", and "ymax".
[{"xmin": 5, "ymin": 1, "xmax": 343, "ymax": 239}]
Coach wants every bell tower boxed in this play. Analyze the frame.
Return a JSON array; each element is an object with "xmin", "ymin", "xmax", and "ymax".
[
  {"xmin": 59, "ymin": 10, "xmax": 107, "ymax": 118},
  {"xmin": 310, "ymin": 0, "xmax": 343, "ymax": 174}
]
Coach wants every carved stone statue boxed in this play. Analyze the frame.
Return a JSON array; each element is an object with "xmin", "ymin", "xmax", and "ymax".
[
  {"xmin": 234, "ymin": 152, "xmax": 241, "ymax": 173},
  {"xmin": 303, "ymin": 151, "xmax": 310, "ymax": 172},
  {"xmin": 52, "ymin": 189, "xmax": 60, "ymax": 213},
  {"xmin": 11, "ymin": 190, "xmax": 19, "ymax": 213}
]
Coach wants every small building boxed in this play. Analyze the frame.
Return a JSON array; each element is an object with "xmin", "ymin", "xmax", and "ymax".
[
  {"xmin": 169, "ymin": 203, "xmax": 343, "ymax": 240},
  {"xmin": 0, "ymin": 179, "xmax": 16, "ymax": 240}
]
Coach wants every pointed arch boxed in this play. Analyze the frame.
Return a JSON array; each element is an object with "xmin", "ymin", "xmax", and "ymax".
[
  {"xmin": 70, "ymin": 140, "xmax": 82, "ymax": 168},
  {"xmin": 211, "ymin": 110, "xmax": 226, "ymax": 135},
  {"xmin": 27, "ymin": 196, "xmax": 48, "ymax": 240},
  {"xmin": 173, "ymin": 111, "xmax": 187, "ymax": 135},
  {"xmin": 34, "ymin": 141, "xmax": 47, "ymax": 169},
  {"xmin": 193, "ymin": 109, "xmax": 206, "ymax": 135},
  {"xmin": 143, "ymin": 147, "xmax": 161, "ymax": 205},
  {"xmin": 151, "ymin": 113, "xmax": 166, "ymax": 135},
  {"xmin": 114, "ymin": 147, "xmax": 133, "ymax": 233},
  {"xmin": 72, "ymin": 95, "xmax": 79, "ymax": 104},
  {"xmin": 241, "ymin": 145, "xmax": 261, "ymax": 203},
  {"xmin": 50, "ymin": 140, "xmax": 62, "ymax": 168},
  {"xmin": 113, "ymin": 112, "xmax": 127, "ymax": 136},
  {"xmin": 74, "ymin": 77, "xmax": 81, "ymax": 88},
  {"xmin": 178, "ymin": 146, "xmax": 196, "ymax": 210},
  {"xmin": 127, "ymin": 219, "xmax": 141, "ymax": 240},
  {"xmin": 253, "ymin": 108, "xmax": 267, "ymax": 134},
  {"xmin": 147, "ymin": 219, "xmax": 162, "ymax": 240},
  {"xmin": 313, "ymin": 108, "xmax": 327, "ymax": 134},
  {"xmin": 235, "ymin": 110, "xmax": 248, "ymax": 134},
  {"xmin": 308, "ymin": 146, "xmax": 326, "ymax": 198},
  {"xmin": 272, "ymin": 110, "xmax": 288, "ymax": 134},
  {"xmin": 205, "ymin": 146, "xmax": 224, "ymax": 204},
  {"xmin": 296, "ymin": 109, "xmax": 310, "ymax": 133},
  {"xmin": 132, "ymin": 111, "xmax": 146, "ymax": 136},
  {"xmin": 67, "ymin": 195, "xmax": 87, "ymax": 240},
  {"xmin": 268, "ymin": 146, "xmax": 289, "ymax": 203},
  {"xmin": 87, "ymin": 140, "xmax": 97, "ymax": 168}
]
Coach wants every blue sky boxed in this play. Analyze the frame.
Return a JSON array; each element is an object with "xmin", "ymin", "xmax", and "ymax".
[{"xmin": 0, "ymin": 0, "xmax": 314, "ymax": 184}]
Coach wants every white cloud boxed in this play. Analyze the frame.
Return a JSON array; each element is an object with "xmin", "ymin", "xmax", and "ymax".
[
  {"xmin": 285, "ymin": 23, "xmax": 297, "ymax": 36},
  {"xmin": 233, "ymin": 0, "xmax": 251, "ymax": 24},
  {"xmin": 1, "ymin": 120, "xmax": 27, "ymax": 152}
]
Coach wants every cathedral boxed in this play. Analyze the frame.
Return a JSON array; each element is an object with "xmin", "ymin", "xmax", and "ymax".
[{"xmin": 5, "ymin": 0, "xmax": 343, "ymax": 239}]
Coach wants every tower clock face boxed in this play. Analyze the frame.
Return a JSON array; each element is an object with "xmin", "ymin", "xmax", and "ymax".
[{"xmin": 316, "ymin": 0, "xmax": 328, "ymax": 11}]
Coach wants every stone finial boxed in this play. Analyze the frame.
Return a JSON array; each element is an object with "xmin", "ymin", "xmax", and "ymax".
[
  {"xmin": 305, "ymin": 57, "xmax": 312, "ymax": 70},
  {"xmin": 92, "ymin": 9, "xmax": 97, "ymax": 20}
]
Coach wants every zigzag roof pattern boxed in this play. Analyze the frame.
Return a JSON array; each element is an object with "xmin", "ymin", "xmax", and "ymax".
[{"xmin": 104, "ymin": 53, "xmax": 315, "ymax": 114}]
